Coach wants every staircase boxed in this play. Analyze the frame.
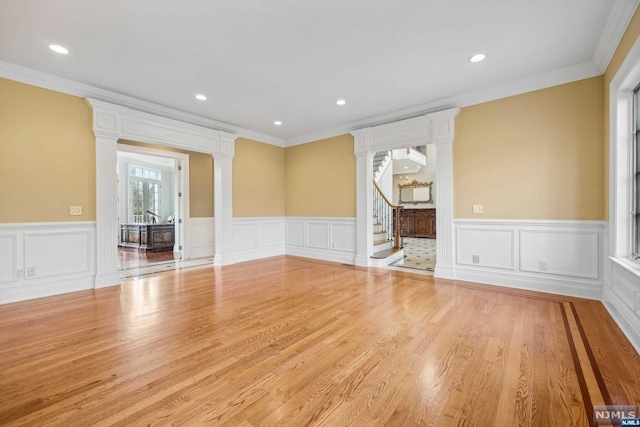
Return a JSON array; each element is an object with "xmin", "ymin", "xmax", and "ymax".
[
  {"xmin": 370, "ymin": 158, "xmax": 404, "ymax": 266},
  {"xmin": 373, "ymin": 151, "xmax": 391, "ymax": 181}
]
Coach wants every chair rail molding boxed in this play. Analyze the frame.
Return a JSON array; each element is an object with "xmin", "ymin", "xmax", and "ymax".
[
  {"xmin": 351, "ymin": 107, "xmax": 460, "ymax": 275},
  {"xmin": 86, "ymin": 99, "xmax": 238, "ymax": 288}
]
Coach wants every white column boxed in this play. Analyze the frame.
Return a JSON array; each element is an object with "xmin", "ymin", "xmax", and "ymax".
[
  {"xmin": 213, "ymin": 154, "xmax": 234, "ymax": 266},
  {"xmin": 433, "ymin": 142, "xmax": 455, "ymax": 279},
  {"xmin": 95, "ymin": 134, "xmax": 121, "ymax": 288},
  {"xmin": 354, "ymin": 152, "xmax": 374, "ymax": 266}
]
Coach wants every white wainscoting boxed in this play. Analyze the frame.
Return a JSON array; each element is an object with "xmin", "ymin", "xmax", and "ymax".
[
  {"xmin": 603, "ymin": 259, "xmax": 640, "ymax": 354},
  {"xmin": 231, "ymin": 217, "xmax": 285, "ymax": 264},
  {"xmin": 285, "ymin": 217, "xmax": 356, "ymax": 264},
  {"xmin": 453, "ymin": 219, "xmax": 606, "ymax": 299},
  {"xmin": 0, "ymin": 222, "xmax": 96, "ymax": 304},
  {"xmin": 186, "ymin": 217, "xmax": 215, "ymax": 259}
]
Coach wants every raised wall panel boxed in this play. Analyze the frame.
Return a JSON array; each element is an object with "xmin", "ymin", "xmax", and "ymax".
[
  {"xmin": 233, "ymin": 222, "xmax": 260, "ymax": 252},
  {"xmin": 0, "ymin": 235, "xmax": 17, "ymax": 283},
  {"xmin": 286, "ymin": 221, "xmax": 305, "ymax": 247},
  {"xmin": 520, "ymin": 230, "xmax": 598, "ymax": 278},
  {"xmin": 285, "ymin": 218, "xmax": 356, "ymax": 265},
  {"xmin": 262, "ymin": 221, "xmax": 285, "ymax": 248},
  {"xmin": 612, "ymin": 262, "xmax": 638, "ymax": 311},
  {"xmin": 306, "ymin": 223, "xmax": 329, "ymax": 249},
  {"xmin": 188, "ymin": 217, "xmax": 215, "ymax": 258},
  {"xmin": 330, "ymin": 223, "xmax": 356, "ymax": 252},
  {"xmin": 24, "ymin": 231, "xmax": 91, "ymax": 279},
  {"xmin": 456, "ymin": 228, "xmax": 514, "ymax": 270}
]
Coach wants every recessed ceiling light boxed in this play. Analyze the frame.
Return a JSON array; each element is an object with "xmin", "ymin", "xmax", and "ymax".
[
  {"xmin": 469, "ymin": 53, "xmax": 486, "ymax": 63},
  {"xmin": 195, "ymin": 94, "xmax": 207, "ymax": 101},
  {"xmin": 49, "ymin": 44, "xmax": 69, "ymax": 54},
  {"xmin": 336, "ymin": 99, "xmax": 346, "ymax": 106},
  {"xmin": 274, "ymin": 121, "xmax": 282, "ymax": 126}
]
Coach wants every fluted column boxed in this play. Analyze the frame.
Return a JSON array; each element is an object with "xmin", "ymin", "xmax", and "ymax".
[
  {"xmin": 426, "ymin": 108, "xmax": 459, "ymax": 279},
  {"xmin": 433, "ymin": 142, "xmax": 454, "ymax": 278},
  {"xmin": 95, "ymin": 133, "xmax": 121, "ymax": 288},
  {"xmin": 213, "ymin": 132, "xmax": 236, "ymax": 266}
]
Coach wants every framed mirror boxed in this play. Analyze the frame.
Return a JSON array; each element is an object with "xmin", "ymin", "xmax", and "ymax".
[{"xmin": 398, "ymin": 180, "xmax": 433, "ymax": 205}]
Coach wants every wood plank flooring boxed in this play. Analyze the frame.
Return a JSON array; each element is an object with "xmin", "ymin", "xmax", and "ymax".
[{"xmin": 0, "ymin": 256, "xmax": 639, "ymax": 426}]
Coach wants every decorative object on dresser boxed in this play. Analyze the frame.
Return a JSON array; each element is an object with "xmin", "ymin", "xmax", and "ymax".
[
  {"xmin": 120, "ymin": 223, "xmax": 175, "ymax": 252},
  {"xmin": 400, "ymin": 208, "xmax": 436, "ymax": 238},
  {"xmin": 398, "ymin": 180, "xmax": 433, "ymax": 205}
]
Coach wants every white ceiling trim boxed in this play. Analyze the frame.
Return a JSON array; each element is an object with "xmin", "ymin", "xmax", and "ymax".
[
  {"xmin": 285, "ymin": 61, "xmax": 601, "ymax": 147},
  {"xmin": 593, "ymin": 0, "xmax": 640, "ymax": 73},
  {"xmin": 0, "ymin": 60, "xmax": 286, "ymax": 148}
]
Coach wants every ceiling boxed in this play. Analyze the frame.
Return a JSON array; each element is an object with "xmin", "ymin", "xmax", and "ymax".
[{"xmin": 0, "ymin": 0, "xmax": 633, "ymax": 145}]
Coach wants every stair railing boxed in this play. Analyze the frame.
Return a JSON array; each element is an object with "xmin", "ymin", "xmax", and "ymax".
[{"xmin": 372, "ymin": 179, "xmax": 404, "ymax": 249}]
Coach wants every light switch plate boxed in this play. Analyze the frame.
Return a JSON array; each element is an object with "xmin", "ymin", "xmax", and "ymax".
[
  {"xmin": 70, "ymin": 206, "xmax": 82, "ymax": 216},
  {"xmin": 472, "ymin": 205, "xmax": 483, "ymax": 214}
]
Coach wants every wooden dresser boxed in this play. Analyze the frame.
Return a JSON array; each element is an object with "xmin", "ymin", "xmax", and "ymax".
[
  {"xmin": 120, "ymin": 223, "xmax": 175, "ymax": 252},
  {"xmin": 400, "ymin": 208, "xmax": 436, "ymax": 238}
]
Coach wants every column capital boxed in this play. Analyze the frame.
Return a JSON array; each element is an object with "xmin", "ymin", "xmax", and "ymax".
[{"xmin": 425, "ymin": 107, "xmax": 460, "ymax": 145}]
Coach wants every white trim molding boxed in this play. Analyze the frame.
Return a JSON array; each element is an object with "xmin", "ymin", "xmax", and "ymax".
[
  {"xmin": 605, "ymin": 32, "xmax": 640, "ymax": 354},
  {"xmin": 0, "ymin": 222, "xmax": 96, "ymax": 304},
  {"xmin": 453, "ymin": 219, "xmax": 606, "ymax": 300},
  {"xmin": 351, "ymin": 108, "xmax": 459, "ymax": 272},
  {"xmin": 285, "ymin": 217, "xmax": 356, "ymax": 265},
  {"xmin": 87, "ymin": 99, "xmax": 238, "ymax": 288},
  {"xmin": 0, "ymin": 60, "xmax": 284, "ymax": 147},
  {"xmin": 593, "ymin": 0, "xmax": 640, "ymax": 73}
]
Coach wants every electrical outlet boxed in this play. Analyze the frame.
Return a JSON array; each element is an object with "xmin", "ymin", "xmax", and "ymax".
[
  {"xmin": 472, "ymin": 205, "xmax": 483, "ymax": 214},
  {"xmin": 27, "ymin": 267, "xmax": 36, "ymax": 277},
  {"xmin": 539, "ymin": 261, "xmax": 548, "ymax": 271},
  {"xmin": 70, "ymin": 206, "xmax": 82, "ymax": 216},
  {"xmin": 17, "ymin": 269, "xmax": 24, "ymax": 278},
  {"xmin": 472, "ymin": 255, "xmax": 480, "ymax": 264}
]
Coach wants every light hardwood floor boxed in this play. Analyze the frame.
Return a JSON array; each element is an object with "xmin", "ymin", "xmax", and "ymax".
[{"xmin": 1, "ymin": 256, "xmax": 639, "ymax": 426}]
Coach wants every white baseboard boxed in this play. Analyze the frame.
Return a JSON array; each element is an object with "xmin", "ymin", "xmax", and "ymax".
[
  {"xmin": 454, "ymin": 267, "xmax": 602, "ymax": 300},
  {"xmin": 0, "ymin": 274, "xmax": 95, "ymax": 305},
  {"xmin": 231, "ymin": 246, "xmax": 286, "ymax": 264},
  {"xmin": 286, "ymin": 246, "xmax": 356, "ymax": 265},
  {"xmin": 603, "ymin": 287, "xmax": 640, "ymax": 355}
]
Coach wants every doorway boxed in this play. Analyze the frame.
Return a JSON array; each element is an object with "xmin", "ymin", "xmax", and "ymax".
[
  {"xmin": 116, "ymin": 143, "xmax": 189, "ymax": 277},
  {"xmin": 386, "ymin": 145, "xmax": 437, "ymax": 275}
]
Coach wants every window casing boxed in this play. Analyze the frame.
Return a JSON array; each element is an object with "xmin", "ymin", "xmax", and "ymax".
[
  {"xmin": 634, "ymin": 87, "xmax": 640, "ymax": 260},
  {"xmin": 129, "ymin": 166, "xmax": 161, "ymax": 223}
]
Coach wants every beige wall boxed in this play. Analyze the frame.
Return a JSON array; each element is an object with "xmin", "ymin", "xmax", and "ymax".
[
  {"xmin": 604, "ymin": 7, "xmax": 640, "ymax": 220},
  {"xmin": 285, "ymin": 135, "xmax": 356, "ymax": 217},
  {"xmin": 119, "ymin": 140, "xmax": 214, "ymax": 218},
  {"xmin": 0, "ymin": 78, "xmax": 96, "ymax": 223},
  {"xmin": 233, "ymin": 138, "xmax": 285, "ymax": 217},
  {"xmin": 454, "ymin": 76, "xmax": 604, "ymax": 220}
]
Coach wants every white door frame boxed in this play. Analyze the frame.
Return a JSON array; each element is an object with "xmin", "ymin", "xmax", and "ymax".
[
  {"xmin": 350, "ymin": 108, "xmax": 460, "ymax": 278},
  {"xmin": 116, "ymin": 143, "xmax": 190, "ymax": 259},
  {"xmin": 86, "ymin": 98, "xmax": 237, "ymax": 288}
]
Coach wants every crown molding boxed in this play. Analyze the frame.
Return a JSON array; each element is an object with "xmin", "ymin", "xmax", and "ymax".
[
  {"xmin": 593, "ymin": 0, "xmax": 640, "ymax": 73},
  {"xmin": 285, "ymin": 60, "xmax": 601, "ymax": 147},
  {"xmin": 0, "ymin": 60, "xmax": 285, "ymax": 148}
]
